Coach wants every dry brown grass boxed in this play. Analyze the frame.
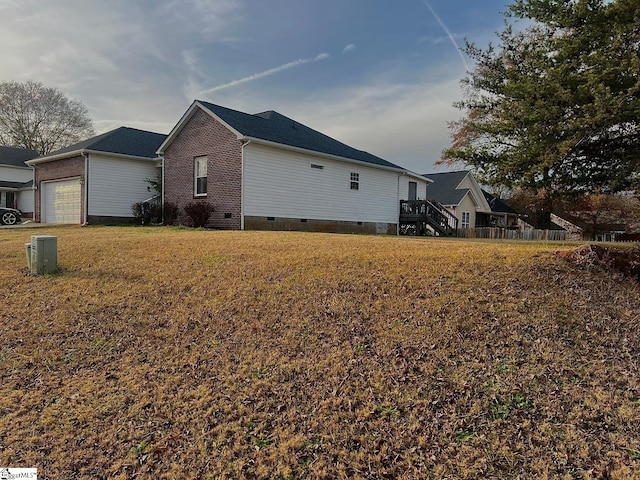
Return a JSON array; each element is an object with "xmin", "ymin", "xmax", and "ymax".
[{"xmin": 1, "ymin": 226, "xmax": 639, "ymax": 479}]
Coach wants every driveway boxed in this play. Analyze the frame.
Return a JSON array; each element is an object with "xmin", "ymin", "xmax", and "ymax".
[{"xmin": 0, "ymin": 222, "xmax": 62, "ymax": 229}]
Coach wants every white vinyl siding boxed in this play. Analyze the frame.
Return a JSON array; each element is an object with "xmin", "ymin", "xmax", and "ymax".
[
  {"xmin": 243, "ymin": 143, "xmax": 414, "ymax": 224},
  {"xmin": 88, "ymin": 154, "xmax": 159, "ymax": 217},
  {"xmin": 0, "ymin": 165, "xmax": 32, "ymax": 183},
  {"xmin": 43, "ymin": 178, "xmax": 81, "ymax": 224},
  {"xmin": 17, "ymin": 189, "xmax": 34, "ymax": 213},
  {"xmin": 398, "ymin": 175, "xmax": 427, "ymax": 200}
]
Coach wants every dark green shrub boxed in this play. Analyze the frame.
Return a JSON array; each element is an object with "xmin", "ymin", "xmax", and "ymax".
[
  {"xmin": 184, "ymin": 201, "xmax": 214, "ymax": 228},
  {"xmin": 163, "ymin": 201, "xmax": 179, "ymax": 225}
]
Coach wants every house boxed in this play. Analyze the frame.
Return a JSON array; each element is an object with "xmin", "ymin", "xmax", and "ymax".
[
  {"xmin": 26, "ymin": 127, "xmax": 166, "ymax": 224},
  {"xmin": 422, "ymin": 170, "xmax": 492, "ymax": 230},
  {"xmin": 481, "ymin": 189, "xmax": 521, "ymax": 229},
  {"xmin": 158, "ymin": 101, "xmax": 429, "ymax": 234},
  {"xmin": 0, "ymin": 146, "xmax": 38, "ymax": 218}
]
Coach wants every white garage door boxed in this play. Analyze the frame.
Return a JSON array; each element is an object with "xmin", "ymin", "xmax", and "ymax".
[{"xmin": 43, "ymin": 179, "xmax": 82, "ymax": 224}]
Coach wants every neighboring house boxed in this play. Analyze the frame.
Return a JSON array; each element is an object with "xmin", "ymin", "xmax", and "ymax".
[
  {"xmin": 26, "ymin": 127, "xmax": 166, "ymax": 224},
  {"xmin": 159, "ymin": 100, "xmax": 429, "ymax": 234},
  {"xmin": 548, "ymin": 214, "xmax": 584, "ymax": 241},
  {"xmin": 422, "ymin": 170, "xmax": 492, "ymax": 230},
  {"xmin": 0, "ymin": 146, "xmax": 38, "ymax": 218},
  {"xmin": 481, "ymin": 189, "xmax": 521, "ymax": 229}
]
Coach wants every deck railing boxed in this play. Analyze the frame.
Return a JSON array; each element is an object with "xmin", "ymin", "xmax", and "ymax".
[{"xmin": 399, "ymin": 200, "xmax": 458, "ymax": 236}]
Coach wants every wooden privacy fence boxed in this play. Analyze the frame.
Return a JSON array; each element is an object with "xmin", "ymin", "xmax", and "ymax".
[
  {"xmin": 458, "ymin": 227, "xmax": 567, "ymax": 241},
  {"xmin": 615, "ymin": 233, "xmax": 640, "ymax": 243}
]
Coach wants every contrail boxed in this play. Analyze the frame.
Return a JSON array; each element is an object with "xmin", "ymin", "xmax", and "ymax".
[
  {"xmin": 199, "ymin": 53, "xmax": 330, "ymax": 95},
  {"xmin": 422, "ymin": 1, "xmax": 470, "ymax": 71}
]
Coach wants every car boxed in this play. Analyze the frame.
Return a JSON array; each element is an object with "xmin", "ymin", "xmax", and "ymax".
[{"xmin": 0, "ymin": 207, "xmax": 22, "ymax": 225}]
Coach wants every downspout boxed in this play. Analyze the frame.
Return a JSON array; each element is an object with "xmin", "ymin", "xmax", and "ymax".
[
  {"xmin": 82, "ymin": 152, "xmax": 89, "ymax": 225},
  {"xmin": 397, "ymin": 172, "xmax": 407, "ymax": 235},
  {"xmin": 240, "ymin": 139, "xmax": 251, "ymax": 230},
  {"xmin": 160, "ymin": 155, "xmax": 165, "ymax": 224}
]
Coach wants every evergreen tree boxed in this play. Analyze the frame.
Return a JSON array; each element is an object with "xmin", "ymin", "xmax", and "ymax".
[{"xmin": 442, "ymin": 0, "xmax": 639, "ymax": 226}]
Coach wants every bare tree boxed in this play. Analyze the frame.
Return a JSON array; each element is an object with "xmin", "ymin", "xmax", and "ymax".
[{"xmin": 0, "ymin": 80, "xmax": 95, "ymax": 155}]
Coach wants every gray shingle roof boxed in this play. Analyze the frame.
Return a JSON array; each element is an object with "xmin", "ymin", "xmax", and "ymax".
[
  {"xmin": 198, "ymin": 101, "xmax": 403, "ymax": 170},
  {"xmin": 482, "ymin": 189, "xmax": 519, "ymax": 215},
  {"xmin": 422, "ymin": 170, "xmax": 470, "ymax": 205},
  {"xmin": 40, "ymin": 127, "xmax": 166, "ymax": 159},
  {"xmin": 0, "ymin": 146, "xmax": 38, "ymax": 167},
  {"xmin": 0, "ymin": 180, "xmax": 32, "ymax": 189}
]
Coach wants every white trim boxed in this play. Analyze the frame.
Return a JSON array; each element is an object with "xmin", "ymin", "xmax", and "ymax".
[
  {"xmin": 0, "ymin": 164, "xmax": 31, "ymax": 170},
  {"xmin": 83, "ymin": 153, "xmax": 89, "ymax": 225},
  {"xmin": 26, "ymin": 149, "xmax": 159, "ymax": 166},
  {"xmin": 461, "ymin": 211, "xmax": 471, "ymax": 229},
  {"xmin": 156, "ymin": 101, "xmax": 244, "ymax": 154},
  {"xmin": 455, "ymin": 172, "xmax": 492, "ymax": 212},
  {"xmin": 194, "ymin": 156, "xmax": 208, "ymax": 197},
  {"xmin": 240, "ymin": 140, "xmax": 250, "ymax": 230}
]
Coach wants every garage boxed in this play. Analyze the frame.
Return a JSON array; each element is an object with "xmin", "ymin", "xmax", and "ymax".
[{"xmin": 42, "ymin": 178, "xmax": 82, "ymax": 224}]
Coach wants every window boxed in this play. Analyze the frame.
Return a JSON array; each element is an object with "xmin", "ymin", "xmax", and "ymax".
[
  {"xmin": 350, "ymin": 172, "xmax": 359, "ymax": 190},
  {"xmin": 461, "ymin": 211, "xmax": 471, "ymax": 229},
  {"xmin": 194, "ymin": 156, "xmax": 207, "ymax": 196},
  {"xmin": 310, "ymin": 163, "xmax": 324, "ymax": 170}
]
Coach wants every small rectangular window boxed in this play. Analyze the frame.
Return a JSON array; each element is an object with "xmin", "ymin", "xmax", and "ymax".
[
  {"xmin": 461, "ymin": 211, "xmax": 471, "ymax": 229},
  {"xmin": 194, "ymin": 156, "xmax": 207, "ymax": 196},
  {"xmin": 310, "ymin": 164, "xmax": 324, "ymax": 170},
  {"xmin": 350, "ymin": 172, "xmax": 359, "ymax": 190},
  {"xmin": 224, "ymin": 213, "xmax": 232, "ymax": 219}
]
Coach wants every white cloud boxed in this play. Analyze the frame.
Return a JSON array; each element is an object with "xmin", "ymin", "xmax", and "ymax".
[
  {"xmin": 198, "ymin": 53, "xmax": 331, "ymax": 97},
  {"xmin": 0, "ymin": 0, "xmax": 245, "ymax": 134},
  {"xmin": 277, "ymin": 65, "xmax": 465, "ymax": 173},
  {"xmin": 422, "ymin": 1, "xmax": 470, "ymax": 71},
  {"xmin": 343, "ymin": 44, "xmax": 356, "ymax": 54}
]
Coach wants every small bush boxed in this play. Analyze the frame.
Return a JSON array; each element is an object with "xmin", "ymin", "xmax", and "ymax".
[
  {"xmin": 163, "ymin": 201, "xmax": 179, "ymax": 225},
  {"xmin": 131, "ymin": 201, "xmax": 158, "ymax": 225},
  {"xmin": 184, "ymin": 201, "xmax": 214, "ymax": 228}
]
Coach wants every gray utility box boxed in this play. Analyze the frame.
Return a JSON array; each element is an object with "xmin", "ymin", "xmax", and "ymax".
[{"xmin": 29, "ymin": 235, "xmax": 58, "ymax": 275}]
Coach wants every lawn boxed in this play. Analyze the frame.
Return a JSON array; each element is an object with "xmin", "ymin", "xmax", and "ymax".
[{"xmin": 1, "ymin": 227, "xmax": 639, "ymax": 479}]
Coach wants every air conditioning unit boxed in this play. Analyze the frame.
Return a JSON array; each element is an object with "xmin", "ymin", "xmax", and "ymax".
[{"xmin": 30, "ymin": 235, "xmax": 58, "ymax": 275}]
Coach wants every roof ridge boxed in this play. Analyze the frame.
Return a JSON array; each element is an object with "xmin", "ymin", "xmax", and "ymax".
[
  {"xmin": 196, "ymin": 100, "xmax": 403, "ymax": 170},
  {"xmin": 86, "ymin": 127, "xmax": 128, "ymax": 149}
]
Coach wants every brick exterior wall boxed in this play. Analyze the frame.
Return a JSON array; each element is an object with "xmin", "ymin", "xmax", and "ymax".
[
  {"xmin": 33, "ymin": 155, "xmax": 85, "ymax": 223},
  {"xmin": 164, "ymin": 108, "xmax": 243, "ymax": 229}
]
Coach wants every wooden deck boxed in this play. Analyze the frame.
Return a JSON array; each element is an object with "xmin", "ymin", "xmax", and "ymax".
[{"xmin": 399, "ymin": 200, "xmax": 458, "ymax": 236}]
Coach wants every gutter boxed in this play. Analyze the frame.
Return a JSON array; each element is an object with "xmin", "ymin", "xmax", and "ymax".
[
  {"xmin": 82, "ymin": 153, "xmax": 89, "ymax": 226},
  {"xmin": 239, "ymin": 139, "xmax": 252, "ymax": 230},
  {"xmin": 160, "ymin": 155, "xmax": 165, "ymax": 224}
]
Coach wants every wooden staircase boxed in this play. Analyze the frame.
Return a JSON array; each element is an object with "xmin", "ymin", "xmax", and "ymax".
[{"xmin": 399, "ymin": 200, "xmax": 458, "ymax": 236}]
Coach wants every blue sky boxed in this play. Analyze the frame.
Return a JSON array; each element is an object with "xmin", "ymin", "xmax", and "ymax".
[{"xmin": 0, "ymin": 0, "xmax": 509, "ymax": 173}]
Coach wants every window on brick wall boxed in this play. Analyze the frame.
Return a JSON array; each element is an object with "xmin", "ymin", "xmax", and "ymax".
[
  {"xmin": 194, "ymin": 156, "xmax": 207, "ymax": 196},
  {"xmin": 350, "ymin": 172, "xmax": 359, "ymax": 190}
]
